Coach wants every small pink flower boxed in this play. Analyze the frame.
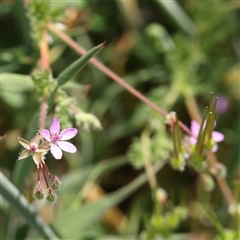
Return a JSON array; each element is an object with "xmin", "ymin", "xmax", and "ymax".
[
  {"xmin": 190, "ymin": 120, "xmax": 224, "ymax": 152},
  {"xmin": 216, "ymin": 96, "xmax": 229, "ymax": 114},
  {"xmin": 42, "ymin": 118, "xmax": 78, "ymax": 159}
]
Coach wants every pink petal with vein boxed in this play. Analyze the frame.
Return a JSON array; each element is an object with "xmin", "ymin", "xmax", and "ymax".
[
  {"xmin": 51, "ymin": 144, "xmax": 62, "ymax": 159},
  {"xmin": 212, "ymin": 131, "xmax": 224, "ymax": 142},
  {"xmin": 41, "ymin": 130, "xmax": 51, "ymax": 141},
  {"xmin": 60, "ymin": 128, "xmax": 78, "ymax": 140},
  {"xmin": 50, "ymin": 118, "xmax": 60, "ymax": 135},
  {"xmin": 57, "ymin": 141, "xmax": 77, "ymax": 153}
]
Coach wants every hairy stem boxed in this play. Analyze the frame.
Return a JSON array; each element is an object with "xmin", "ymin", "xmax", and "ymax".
[
  {"xmin": 39, "ymin": 28, "xmax": 50, "ymax": 129},
  {"xmin": 40, "ymin": 28, "xmax": 50, "ymax": 70},
  {"xmin": 42, "ymin": 160, "xmax": 54, "ymax": 181},
  {"xmin": 39, "ymin": 100, "xmax": 48, "ymax": 130},
  {"xmin": 40, "ymin": 162, "xmax": 50, "ymax": 189}
]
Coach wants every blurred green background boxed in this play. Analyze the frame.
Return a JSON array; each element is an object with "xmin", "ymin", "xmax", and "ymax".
[{"xmin": 0, "ymin": 0, "xmax": 239, "ymax": 239}]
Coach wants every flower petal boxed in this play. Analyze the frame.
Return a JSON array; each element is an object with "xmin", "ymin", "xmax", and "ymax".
[
  {"xmin": 57, "ymin": 141, "xmax": 77, "ymax": 153},
  {"xmin": 191, "ymin": 120, "xmax": 200, "ymax": 138},
  {"xmin": 50, "ymin": 118, "xmax": 60, "ymax": 135},
  {"xmin": 190, "ymin": 136, "xmax": 197, "ymax": 145},
  {"xmin": 51, "ymin": 144, "xmax": 62, "ymax": 159},
  {"xmin": 41, "ymin": 130, "xmax": 51, "ymax": 141},
  {"xmin": 60, "ymin": 128, "xmax": 78, "ymax": 140},
  {"xmin": 211, "ymin": 144, "xmax": 218, "ymax": 152},
  {"xmin": 212, "ymin": 131, "xmax": 224, "ymax": 142}
]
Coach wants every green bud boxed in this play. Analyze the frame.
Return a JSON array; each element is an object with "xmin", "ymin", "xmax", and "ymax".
[
  {"xmin": 34, "ymin": 187, "xmax": 45, "ymax": 200},
  {"xmin": 156, "ymin": 188, "xmax": 168, "ymax": 203},
  {"xmin": 173, "ymin": 206, "xmax": 188, "ymax": 221},
  {"xmin": 46, "ymin": 189, "xmax": 57, "ymax": 204},
  {"xmin": 190, "ymin": 149, "xmax": 208, "ymax": 171},
  {"xmin": 205, "ymin": 138, "xmax": 215, "ymax": 151},
  {"xmin": 201, "ymin": 174, "xmax": 215, "ymax": 192},
  {"xmin": 51, "ymin": 176, "xmax": 61, "ymax": 191},
  {"xmin": 165, "ymin": 111, "xmax": 176, "ymax": 125},
  {"xmin": 171, "ymin": 155, "xmax": 186, "ymax": 171},
  {"xmin": 228, "ymin": 203, "xmax": 240, "ymax": 216}
]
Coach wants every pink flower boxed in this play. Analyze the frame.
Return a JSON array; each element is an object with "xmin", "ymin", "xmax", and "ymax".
[
  {"xmin": 216, "ymin": 96, "xmax": 229, "ymax": 114},
  {"xmin": 190, "ymin": 120, "xmax": 224, "ymax": 152},
  {"xmin": 41, "ymin": 118, "xmax": 78, "ymax": 159}
]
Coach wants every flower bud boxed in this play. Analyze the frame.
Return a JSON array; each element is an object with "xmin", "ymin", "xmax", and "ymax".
[
  {"xmin": 34, "ymin": 187, "xmax": 45, "ymax": 200},
  {"xmin": 46, "ymin": 188, "xmax": 57, "ymax": 204},
  {"xmin": 51, "ymin": 176, "xmax": 61, "ymax": 191},
  {"xmin": 165, "ymin": 111, "xmax": 176, "ymax": 125},
  {"xmin": 156, "ymin": 188, "xmax": 168, "ymax": 204},
  {"xmin": 228, "ymin": 203, "xmax": 240, "ymax": 216},
  {"xmin": 171, "ymin": 155, "xmax": 186, "ymax": 171},
  {"xmin": 201, "ymin": 174, "xmax": 215, "ymax": 192}
]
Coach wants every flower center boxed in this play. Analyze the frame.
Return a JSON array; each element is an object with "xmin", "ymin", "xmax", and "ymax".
[
  {"xmin": 52, "ymin": 135, "xmax": 61, "ymax": 144},
  {"xmin": 29, "ymin": 145, "xmax": 37, "ymax": 153}
]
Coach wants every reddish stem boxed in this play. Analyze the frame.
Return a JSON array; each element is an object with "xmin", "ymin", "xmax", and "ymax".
[
  {"xmin": 37, "ymin": 165, "xmax": 41, "ymax": 188},
  {"xmin": 40, "ymin": 162, "xmax": 50, "ymax": 189},
  {"xmin": 39, "ymin": 100, "xmax": 48, "ymax": 130},
  {"xmin": 40, "ymin": 28, "xmax": 50, "ymax": 70},
  {"xmin": 42, "ymin": 160, "xmax": 54, "ymax": 181}
]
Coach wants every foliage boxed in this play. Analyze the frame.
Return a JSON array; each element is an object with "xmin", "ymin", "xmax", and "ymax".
[{"xmin": 0, "ymin": 0, "xmax": 239, "ymax": 240}]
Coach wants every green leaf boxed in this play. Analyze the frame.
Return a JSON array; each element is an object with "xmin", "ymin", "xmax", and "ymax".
[
  {"xmin": 0, "ymin": 73, "xmax": 34, "ymax": 92},
  {"xmin": 53, "ymin": 160, "xmax": 165, "ymax": 239},
  {"xmin": 0, "ymin": 73, "xmax": 34, "ymax": 107},
  {"xmin": 0, "ymin": 172, "xmax": 59, "ymax": 240},
  {"xmin": 155, "ymin": 0, "xmax": 196, "ymax": 36},
  {"xmin": 202, "ymin": 207, "xmax": 225, "ymax": 236},
  {"xmin": 56, "ymin": 42, "xmax": 105, "ymax": 86}
]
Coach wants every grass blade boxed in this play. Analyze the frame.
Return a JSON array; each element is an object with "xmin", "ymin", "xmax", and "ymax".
[{"xmin": 0, "ymin": 172, "xmax": 59, "ymax": 240}]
